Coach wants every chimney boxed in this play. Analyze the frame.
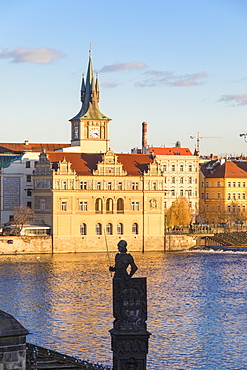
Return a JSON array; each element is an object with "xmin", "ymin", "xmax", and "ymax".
[{"xmin": 142, "ymin": 121, "xmax": 148, "ymax": 154}]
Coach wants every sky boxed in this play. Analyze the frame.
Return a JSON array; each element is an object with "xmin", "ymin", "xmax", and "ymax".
[{"xmin": 1, "ymin": 0, "xmax": 247, "ymax": 156}]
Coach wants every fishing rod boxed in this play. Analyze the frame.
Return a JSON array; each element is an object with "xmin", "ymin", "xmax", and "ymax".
[{"xmin": 104, "ymin": 228, "xmax": 112, "ymax": 277}]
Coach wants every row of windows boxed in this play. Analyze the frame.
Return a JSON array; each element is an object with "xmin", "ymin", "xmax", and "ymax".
[
  {"xmin": 204, "ymin": 181, "xmax": 246, "ymax": 188},
  {"xmin": 60, "ymin": 198, "xmax": 139, "ymax": 212},
  {"xmin": 203, "ymin": 193, "xmax": 246, "ymax": 200},
  {"xmin": 162, "ymin": 164, "xmax": 195, "ymax": 172},
  {"xmin": 165, "ymin": 189, "xmax": 194, "ymax": 197},
  {"xmin": 206, "ymin": 205, "xmax": 246, "ymax": 212},
  {"xmin": 80, "ymin": 222, "xmax": 139, "ymax": 235}
]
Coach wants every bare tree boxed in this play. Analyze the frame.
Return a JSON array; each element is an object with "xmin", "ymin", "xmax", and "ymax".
[{"xmin": 12, "ymin": 206, "xmax": 35, "ymax": 235}]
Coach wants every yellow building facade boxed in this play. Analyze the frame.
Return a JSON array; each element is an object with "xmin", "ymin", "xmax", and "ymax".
[
  {"xmin": 32, "ymin": 150, "xmax": 166, "ymax": 252},
  {"xmin": 200, "ymin": 159, "xmax": 247, "ymax": 225}
]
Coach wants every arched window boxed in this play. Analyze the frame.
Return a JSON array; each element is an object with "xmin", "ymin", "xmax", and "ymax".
[
  {"xmin": 96, "ymin": 223, "xmax": 102, "ymax": 235},
  {"xmin": 80, "ymin": 223, "xmax": 87, "ymax": 235},
  {"xmin": 117, "ymin": 198, "xmax": 124, "ymax": 213},
  {"xmin": 95, "ymin": 198, "xmax": 103, "ymax": 213},
  {"xmin": 132, "ymin": 223, "xmax": 138, "ymax": 235},
  {"xmin": 117, "ymin": 223, "xmax": 123, "ymax": 235},
  {"xmin": 106, "ymin": 223, "xmax": 113, "ymax": 235},
  {"xmin": 106, "ymin": 198, "xmax": 113, "ymax": 213}
]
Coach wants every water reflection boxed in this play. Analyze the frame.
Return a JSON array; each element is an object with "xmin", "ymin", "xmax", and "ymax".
[{"xmin": 1, "ymin": 252, "xmax": 247, "ymax": 369}]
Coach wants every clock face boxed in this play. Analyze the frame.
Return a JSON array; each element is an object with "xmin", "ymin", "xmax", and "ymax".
[{"xmin": 90, "ymin": 128, "xmax": 100, "ymax": 138}]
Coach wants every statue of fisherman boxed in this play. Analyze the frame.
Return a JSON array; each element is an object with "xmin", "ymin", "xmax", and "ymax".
[{"xmin": 109, "ymin": 240, "xmax": 138, "ymax": 279}]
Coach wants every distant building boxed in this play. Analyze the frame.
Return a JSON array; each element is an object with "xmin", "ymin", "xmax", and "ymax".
[{"xmin": 200, "ymin": 159, "xmax": 247, "ymax": 225}]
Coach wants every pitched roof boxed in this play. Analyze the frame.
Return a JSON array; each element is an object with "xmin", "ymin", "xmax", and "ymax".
[
  {"xmin": 0, "ymin": 143, "xmax": 70, "ymax": 154},
  {"xmin": 149, "ymin": 147, "xmax": 193, "ymax": 156},
  {"xmin": 46, "ymin": 152, "xmax": 153, "ymax": 176},
  {"xmin": 204, "ymin": 160, "xmax": 247, "ymax": 178}
]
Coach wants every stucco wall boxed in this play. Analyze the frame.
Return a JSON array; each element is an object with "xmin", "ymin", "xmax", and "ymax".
[
  {"xmin": 0, "ymin": 234, "xmax": 196, "ymax": 254},
  {"xmin": 0, "ymin": 236, "xmax": 52, "ymax": 255}
]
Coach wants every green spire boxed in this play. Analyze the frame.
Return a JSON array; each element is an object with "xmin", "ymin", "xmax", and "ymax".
[{"xmin": 71, "ymin": 50, "xmax": 109, "ymax": 120}]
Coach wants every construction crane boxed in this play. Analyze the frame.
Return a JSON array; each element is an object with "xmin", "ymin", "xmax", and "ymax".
[{"xmin": 190, "ymin": 132, "xmax": 220, "ymax": 155}]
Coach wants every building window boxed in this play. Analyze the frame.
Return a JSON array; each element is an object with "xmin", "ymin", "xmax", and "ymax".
[
  {"xmin": 206, "ymin": 182, "xmax": 209, "ymax": 187},
  {"xmin": 238, "ymin": 182, "xmax": 241, "ymax": 187},
  {"xmin": 217, "ymin": 182, "xmax": 220, "ymax": 187},
  {"xmin": 180, "ymin": 189, "xmax": 183, "ymax": 196},
  {"xmin": 27, "ymin": 202, "xmax": 32, "ymax": 208},
  {"xmin": 61, "ymin": 201, "xmax": 67, "ymax": 211},
  {"xmin": 80, "ymin": 223, "xmax": 87, "ymax": 235},
  {"xmin": 238, "ymin": 193, "xmax": 241, "ymax": 200},
  {"xmin": 187, "ymin": 190, "xmax": 192, "ymax": 197},
  {"xmin": 206, "ymin": 193, "xmax": 209, "ymax": 199},
  {"xmin": 202, "ymin": 193, "xmax": 204, "ymax": 199},
  {"xmin": 171, "ymin": 177, "xmax": 175, "ymax": 184},
  {"xmin": 243, "ymin": 193, "xmax": 246, "ymax": 199},
  {"xmin": 106, "ymin": 198, "xmax": 113, "ymax": 213},
  {"xmin": 180, "ymin": 177, "xmax": 184, "ymax": 184},
  {"xmin": 171, "ymin": 189, "xmax": 175, "ymax": 196},
  {"xmin": 218, "ymin": 193, "xmax": 221, "ymax": 199},
  {"xmin": 62, "ymin": 181, "xmax": 67, "ymax": 190},
  {"xmin": 95, "ymin": 198, "xmax": 103, "ymax": 213},
  {"xmin": 131, "ymin": 201, "xmax": 139, "ymax": 211},
  {"xmin": 243, "ymin": 182, "xmax": 246, "ymax": 187},
  {"xmin": 96, "ymin": 223, "xmax": 102, "ymax": 235},
  {"xmin": 118, "ymin": 182, "xmax": 123, "ymax": 190},
  {"xmin": 26, "ymin": 175, "xmax": 32, "ymax": 182},
  {"xmin": 188, "ymin": 165, "xmax": 192, "ymax": 171},
  {"xmin": 26, "ymin": 161, "xmax": 31, "ymax": 168},
  {"xmin": 132, "ymin": 182, "xmax": 138, "ymax": 190},
  {"xmin": 233, "ymin": 182, "xmax": 236, "ymax": 187},
  {"xmin": 80, "ymin": 181, "xmax": 87, "ymax": 190},
  {"xmin": 106, "ymin": 223, "xmax": 113, "ymax": 235},
  {"xmin": 163, "ymin": 165, "xmax": 167, "ymax": 171},
  {"xmin": 117, "ymin": 198, "xmax": 124, "ymax": 213},
  {"xmin": 188, "ymin": 177, "xmax": 192, "ymax": 184},
  {"xmin": 233, "ymin": 193, "xmax": 236, "ymax": 200},
  {"xmin": 132, "ymin": 223, "xmax": 138, "ymax": 234},
  {"xmin": 152, "ymin": 182, "xmax": 157, "ymax": 190},
  {"xmin": 108, "ymin": 182, "xmax": 112, "ymax": 190},
  {"xmin": 117, "ymin": 223, "xmax": 123, "ymax": 235},
  {"xmin": 171, "ymin": 164, "xmax": 175, "ymax": 171},
  {"xmin": 180, "ymin": 165, "xmax": 184, "ymax": 171},
  {"xmin": 228, "ymin": 193, "xmax": 231, "ymax": 200},
  {"xmin": 228, "ymin": 182, "xmax": 231, "ymax": 187},
  {"xmin": 79, "ymin": 201, "xmax": 88, "ymax": 211},
  {"xmin": 40, "ymin": 200, "xmax": 46, "ymax": 211},
  {"xmin": 97, "ymin": 182, "xmax": 101, "ymax": 190},
  {"xmin": 27, "ymin": 189, "xmax": 32, "ymax": 197}
]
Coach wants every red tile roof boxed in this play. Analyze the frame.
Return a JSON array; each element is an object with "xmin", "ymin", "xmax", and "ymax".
[
  {"xmin": 46, "ymin": 152, "xmax": 153, "ymax": 176},
  {"xmin": 204, "ymin": 160, "xmax": 247, "ymax": 178},
  {"xmin": 0, "ymin": 143, "xmax": 70, "ymax": 154},
  {"xmin": 149, "ymin": 147, "xmax": 193, "ymax": 156}
]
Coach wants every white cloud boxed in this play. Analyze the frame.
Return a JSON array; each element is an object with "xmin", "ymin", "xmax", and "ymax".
[
  {"xmin": 135, "ymin": 70, "xmax": 208, "ymax": 87},
  {"xmin": 218, "ymin": 94, "xmax": 247, "ymax": 106},
  {"xmin": 0, "ymin": 47, "xmax": 65, "ymax": 64},
  {"xmin": 101, "ymin": 82, "xmax": 119, "ymax": 88},
  {"xmin": 100, "ymin": 61, "xmax": 147, "ymax": 73}
]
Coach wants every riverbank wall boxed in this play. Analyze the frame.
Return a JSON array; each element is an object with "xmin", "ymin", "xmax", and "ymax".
[{"xmin": 0, "ymin": 234, "xmax": 196, "ymax": 254}]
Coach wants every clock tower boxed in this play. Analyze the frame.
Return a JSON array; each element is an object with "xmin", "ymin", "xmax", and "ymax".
[{"xmin": 70, "ymin": 51, "xmax": 111, "ymax": 153}]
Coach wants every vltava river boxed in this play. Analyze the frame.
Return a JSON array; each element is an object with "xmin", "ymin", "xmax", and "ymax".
[{"xmin": 1, "ymin": 251, "xmax": 247, "ymax": 369}]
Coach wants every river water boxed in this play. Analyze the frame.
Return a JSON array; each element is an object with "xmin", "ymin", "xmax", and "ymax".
[{"xmin": 1, "ymin": 250, "xmax": 247, "ymax": 369}]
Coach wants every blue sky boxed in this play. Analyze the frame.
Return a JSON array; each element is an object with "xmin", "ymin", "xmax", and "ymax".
[{"xmin": 1, "ymin": 0, "xmax": 247, "ymax": 156}]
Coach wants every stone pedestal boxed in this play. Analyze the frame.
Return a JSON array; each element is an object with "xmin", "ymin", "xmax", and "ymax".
[
  {"xmin": 0, "ymin": 310, "xmax": 29, "ymax": 369},
  {"xmin": 110, "ymin": 278, "xmax": 151, "ymax": 370}
]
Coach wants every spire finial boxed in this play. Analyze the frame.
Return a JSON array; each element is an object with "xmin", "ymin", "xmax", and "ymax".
[{"xmin": 89, "ymin": 43, "xmax": 92, "ymax": 57}]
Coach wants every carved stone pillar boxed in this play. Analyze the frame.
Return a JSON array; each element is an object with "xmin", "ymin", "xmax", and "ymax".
[{"xmin": 110, "ymin": 277, "xmax": 151, "ymax": 370}]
